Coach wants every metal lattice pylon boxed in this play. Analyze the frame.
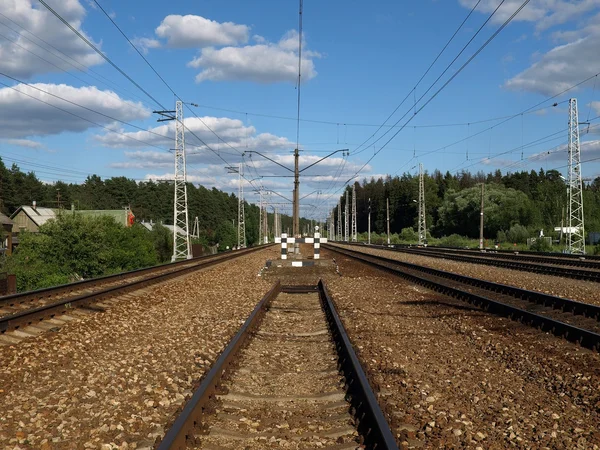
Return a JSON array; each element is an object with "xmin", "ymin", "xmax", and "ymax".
[
  {"xmin": 418, "ymin": 163, "xmax": 427, "ymax": 246},
  {"xmin": 238, "ymin": 164, "xmax": 246, "ymax": 248},
  {"xmin": 337, "ymin": 200, "xmax": 342, "ymax": 241},
  {"xmin": 351, "ymin": 184, "xmax": 357, "ymax": 241},
  {"xmin": 567, "ymin": 98, "xmax": 585, "ymax": 254},
  {"xmin": 228, "ymin": 163, "xmax": 246, "ymax": 248},
  {"xmin": 344, "ymin": 190, "xmax": 349, "ymax": 242},
  {"xmin": 172, "ymin": 100, "xmax": 192, "ymax": 261}
]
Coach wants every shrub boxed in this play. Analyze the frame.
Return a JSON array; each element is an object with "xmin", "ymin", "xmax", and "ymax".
[
  {"xmin": 439, "ymin": 234, "xmax": 472, "ymax": 248},
  {"xmin": 529, "ymin": 237, "xmax": 553, "ymax": 252},
  {"xmin": 399, "ymin": 227, "xmax": 418, "ymax": 243},
  {"xmin": 506, "ymin": 224, "xmax": 529, "ymax": 244}
]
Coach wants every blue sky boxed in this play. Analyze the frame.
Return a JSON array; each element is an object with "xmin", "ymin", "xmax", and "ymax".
[{"xmin": 1, "ymin": 0, "xmax": 600, "ymax": 220}]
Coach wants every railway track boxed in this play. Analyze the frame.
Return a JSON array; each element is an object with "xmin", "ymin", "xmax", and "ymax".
[
  {"xmin": 156, "ymin": 280, "xmax": 397, "ymax": 450},
  {"xmin": 347, "ymin": 243, "xmax": 600, "ymax": 282},
  {"xmin": 325, "ymin": 244, "xmax": 600, "ymax": 352},
  {"xmin": 0, "ymin": 245, "xmax": 272, "ymax": 336}
]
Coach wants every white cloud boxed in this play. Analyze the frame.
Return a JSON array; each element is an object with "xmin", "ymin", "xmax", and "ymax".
[
  {"xmin": 95, "ymin": 115, "xmax": 293, "ymax": 152},
  {"xmin": 504, "ymin": 12, "xmax": 600, "ymax": 95},
  {"xmin": 458, "ymin": 0, "xmax": 600, "ymax": 31},
  {"xmin": 0, "ymin": 0, "xmax": 104, "ymax": 78},
  {"xmin": 132, "ymin": 37, "xmax": 161, "ymax": 54},
  {"xmin": 0, "ymin": 83, "xmax": 149, "ymax": 138},
  {"xmin": 155, "ymin": 15, "xmax": 249, "ymax": 48},
  {"xmin": 3, "ymin": 138, "xmax": 44, "ymax": 149},
  {"xmin": 188, "ymin": 30, "xmax": 319, "ymax": 83},
  {"xmin": 591, "ymin": 101, "xmax": 600, "ymax": 116}
]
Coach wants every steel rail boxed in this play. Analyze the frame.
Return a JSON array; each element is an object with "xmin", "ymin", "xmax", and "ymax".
[
  {"xmin": 0, "ymin": 245, "xmax": 273, "ymax": 309},
  {"xmin": 344, "ymin": 243, "xmax": 600, "ymax": 282},
  {"xmin": 325, "ymin": 244, "xmax": 600, "ymax": 352},
  {"xmin": 156, "ymin": 281, "xmax": 281, "ymax": 450},
  {"xmin": 156, "ymin": 281, "xmax": 398, "ymax": 450},
  {"xmin": 318, "ymin": 279, "xmax": 398, "ymax": 449},
  {"xmin": 411, "ymin": 247, "xmax": 600, "ymax": 268},
  {"xmin": 0, "ymin": 245, "xmax": 271, "ymax": 333},
  {"xmin": 400, "ymin": 248, "xmax": 600, "ymax": 282},
  {"xmin": 388, "ymin": 243, "xmax": 600, "ymax": 261}
]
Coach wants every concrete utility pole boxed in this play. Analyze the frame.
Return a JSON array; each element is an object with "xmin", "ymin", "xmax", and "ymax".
[
  {"xmin": 293, "ymin": 148, "xmax": 300, "ymax": 237},
  {"xmin": 351, "ymin": 184, "xmax": 357, "ymax": 242},
  {"xmin": 479, "ymin": 183, "xmax": 484, "ymax": 250},
  {"xmin": 155, "ymin": 100, "xmax": 191, "ymax": 261},
  {"xmin": 344, "ymin": 190, "xmax": 349, "ymax": 242},
  {"xmin": 368, "ymin": 197, "xmax": 371, "ymax": 245},
  {"xmin": 566, "ymin": 98, "xmax": 586, "ymax": 254},
  {"xmin": 386, "ymin": 197, "xmax": 390, "ymax": 245},
  {"xmin": 418, "ymin": 163, "xmax": 427, "ymax": 246}
]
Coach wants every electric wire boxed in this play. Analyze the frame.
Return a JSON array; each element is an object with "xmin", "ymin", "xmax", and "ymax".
[
  {"xmin": 345, "ymin": 0, "xmax": 533, "ymax": 185},
  {"xmin": 0, "ymin": 11, "xmax": 153, "ymax": 111},
  {"xmin": 352, "ymin": 0, "xmax": 484, "ymax": 156},
  {"xmin": 37, "ymin": 0, "xmax": 166, "ymax": 110},
  {"xmin": 89, "ymin": 0, "xmax": 271, "ymax": 195}
]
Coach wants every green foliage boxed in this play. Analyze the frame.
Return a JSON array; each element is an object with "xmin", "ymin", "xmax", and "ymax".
[
  {"xmin": 506, "ymin": 224, "xmax": 530, "ymax": 244},
  {"xmin": 7, "ymin": 214, "xmax": 160, "ymax": 291},
  {"xmin": 438, "ymin": 234, "xmax": 474, "ymax": 248},
  {"xmin": 150, "ymin": 224, "xmax": 173, "ymax": 262},
  {"xmin": 214, "ymin": 220, "xmax": 237, "ymax": 250},
  {"xmin": 529, "ymin": 237, "xmax": 552, "ymax": 252},
  {"xmin": 399, "ymin": 227, "xmax": 418, "ymax": 242},
  {"xmin": 437, "ymin": 184, "xmax": 534, "ymax": 238}
]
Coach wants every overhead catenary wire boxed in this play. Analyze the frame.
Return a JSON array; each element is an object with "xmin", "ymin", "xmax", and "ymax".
[
  {"xmin": 0, "ymin": 11, "xmax": 154, "ymax": 112},
  {"xmin": 44, "ymin": 0, "xmax": 275, "ymax": 198},
  {"xmin": 90, "ymin": 0, "xmax": 274, "ymax": 196},
  {"xmin": 312, "ymin": 0, "xmax": 528, "ymax": 216},
  {"xmin": 37, "ymin": 0, "xmax": 166, "ymax": 110},
  {"xmin": 352, "ymin": 0, "xmax": 484, "ymax": 156},
  {"xmin": 345, "ymin": 0, "xmax": 533, "ymax": 185}
]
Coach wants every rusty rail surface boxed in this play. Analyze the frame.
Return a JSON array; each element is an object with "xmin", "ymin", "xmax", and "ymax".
[
  {"xmin": 156, "ymin": 281, "xmax": 398, "ymax": 450},
  {"xmin": 0, "ymin": 245, "xmax": 273, "ymax": 333},
  {"xmin": 326, "ymin": 244, "xmax": 600, "ymax": 352},
  {"xmin": 156, "ymin": 281, "xmax": 282, "ymax": 450}
]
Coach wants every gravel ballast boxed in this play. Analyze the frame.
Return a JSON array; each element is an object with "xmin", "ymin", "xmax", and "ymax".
[
  {"xmin": 332, "ymin": 244, "xmax": 600, "ymax": 306},
  {"xmin": 322, "ymin": 248, "xmax": 600, "ymax": 449},
  {"xmin": 0, "ymin": 248, "xmax": 277, "ymax": 449}
]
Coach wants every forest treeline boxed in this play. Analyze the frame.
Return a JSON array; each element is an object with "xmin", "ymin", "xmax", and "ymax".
[
  {"xmin": 336, "ymin": 168, "xmax": 600, "ymax": 242},
  {"xmin": 0, "ymin": 158, "xmax": 312, "ymax": 247}
]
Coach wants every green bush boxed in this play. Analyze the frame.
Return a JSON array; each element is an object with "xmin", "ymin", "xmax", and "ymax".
[
  {"xmin": 399, "ymin": 227, "xmax": 418, "ymax": 243},
  {"xmin": 529, "ymin": 238, "xmax": 553, "ymax": 252},
  {"xmin": 439, "ymin": 234, "xmax": 473, "ymax": 248},
  {"xmin": 7, "ymin": 214, "xmax": 162, "ymax": 292},
  {"xmin": 506, "ymin": 224, "xmax": 529, "ymax": 244}
]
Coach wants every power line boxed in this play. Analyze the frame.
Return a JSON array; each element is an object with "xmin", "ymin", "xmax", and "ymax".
[
  {"xmin": 89, "ymin": 0, "xmax": 275, "ymax": 199},
  {"xmin": 352, "ymin": 0, "xmax": 484, "ymax": 156},
  {"xmin": 345, "ymin": 0, "xmax": 532, "ymax": 183},
  {"xmin": 37, "ymin": 0, "xmax": 166, "ymax": 110},
  {"xmin": 0, "ymin": 13, "xmax": 153, "ymax": 112},
  {"xmin": 311, "ymin": 0, "xmax": 523, "ymax": 216},
  {"xmin": 0, "ymin": 78, "xmax": 170, "ymax": 151},
  {"xmin": 189, "ymin": 102, "xmax": 552, "ymax": 129}
]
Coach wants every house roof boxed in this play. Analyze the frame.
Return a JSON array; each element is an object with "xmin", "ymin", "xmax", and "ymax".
[
  {"xmin": 0, "ymin": 212, "xmax": 13, "ymax": 226},
  {"xmin": 11, "ymin": 206, "xmax": 58, "ymax": 227},
  {"xmin": 11, "ymin": 206, "xmax": 130, "ymax": 228},
  {"xmin": 140, "ymin": 221, "xmax": 186, "ymax": 235}
]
